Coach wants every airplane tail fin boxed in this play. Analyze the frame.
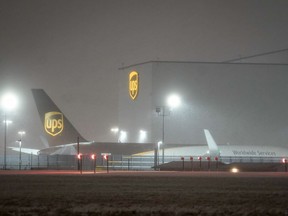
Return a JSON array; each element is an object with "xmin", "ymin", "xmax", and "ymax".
[
  {"xmin": 32, "ymin": 89, "xmax": 87, "ymax": 147},
  {"xmin": 204, "ymin": 129, "xmax": 220, "ymax": 156}
]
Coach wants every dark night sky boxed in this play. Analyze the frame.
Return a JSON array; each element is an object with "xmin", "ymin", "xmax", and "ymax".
[{"xmin": 0, "ymin": 0, "xmax": 288, "ymax": 149}]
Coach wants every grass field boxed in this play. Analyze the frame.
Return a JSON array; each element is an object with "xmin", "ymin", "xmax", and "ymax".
[{"xmin": 0, "ymin": 171, "xmax": 287, "ymax": 215}]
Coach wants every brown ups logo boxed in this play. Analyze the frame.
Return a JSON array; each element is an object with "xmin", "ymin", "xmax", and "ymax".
[
  {"xmin": 44, "ymin": 112, "xmax": 64, "ymax": 136},
  {"xmin": 129, "ymin": 71, "xmax": 139, "ymax": 100}
]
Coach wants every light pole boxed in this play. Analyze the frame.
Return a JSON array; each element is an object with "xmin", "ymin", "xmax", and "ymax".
[
  {"xmin": 1, "ymin": 92, "xmax": 18, "ymax": 170},
  {"xmin": 3, "ymin": 119, "xmax": 13, "ymax": 169},
  {"xmin": 18, "ymin": 131, "xmax": 25, "ymax": 170},
  {"xmin": 156, "ymin": 106, "xmax": 169, "ymax": 164},
  {"xmin": 156, "ymin": 94, "xmax": 181, "ymax": 164}
]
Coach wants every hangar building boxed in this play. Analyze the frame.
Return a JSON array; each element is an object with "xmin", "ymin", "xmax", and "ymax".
[{"xmin": 118, "ymin": 61, "xmax": 288, "ymax": 147}]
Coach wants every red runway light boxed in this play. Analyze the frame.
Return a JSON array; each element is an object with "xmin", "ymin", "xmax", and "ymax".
[{"xmin": 91, "ymin": 154, "xmax": 96, "ymax": 160}]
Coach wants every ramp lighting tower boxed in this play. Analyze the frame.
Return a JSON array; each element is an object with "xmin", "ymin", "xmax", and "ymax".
[
  {"xmin": 156, "ymin": 94, "xmax": 181, "ymax": 164},
  {"xmin": 18, "ymin": 131, "xmax": 26, "ymax": 170},
  {"xmin": 1, "ymin": 92, "xmax": 18, "ymax": 170},
  {"xmin": 155, "ymin": 141, "xmax": 162, "ymax": 167}
]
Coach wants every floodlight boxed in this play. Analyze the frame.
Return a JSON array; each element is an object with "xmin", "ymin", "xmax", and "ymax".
[
  {"xmin": 3, "ymin": 120, "xmax": 13, "ymax": 124},
  {"xmin": 119, "ymin": 130, "xmax": 127, "ymax": 142},
  {"xmin": 110, "ymin": 127, "xmax": 119, "ymax": 133},
  {"xmin": 18, "ymin": 131, "xmax": 26, "ymax": 136},
  {"xmin": 1, "ymin": 92, "xmax": 18, "ymax": 111},
  {"xmin": 138, "ymin": 130, "xmax": 147, "ymax": 142},
  {"xmin": 167, "ymin": 94, "xmax": 181, "ymax": 109}
]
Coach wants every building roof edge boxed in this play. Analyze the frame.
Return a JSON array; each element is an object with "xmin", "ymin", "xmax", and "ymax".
[{"xmin": 118, "ymin": 60, "xmax": 288, "ymax": 70}]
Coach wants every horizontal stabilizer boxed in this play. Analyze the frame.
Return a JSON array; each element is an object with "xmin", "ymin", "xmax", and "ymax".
[{"xmin": 9, "ymin": 147, "xmax": 39, "ymax": 155}]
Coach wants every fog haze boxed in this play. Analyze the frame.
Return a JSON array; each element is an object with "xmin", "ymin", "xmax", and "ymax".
[{"xmin": 0, "ymin": 0, "xmax": 288, "ymax": 149}]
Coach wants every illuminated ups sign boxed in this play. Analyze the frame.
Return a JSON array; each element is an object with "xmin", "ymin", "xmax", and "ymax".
[
  {"xmin": 129, "ymin": 71, "xmax": 139, "ymax": 100},
  {"xmin": 44, "ymin": 112, "xmax": 64, "ymax": 136}
]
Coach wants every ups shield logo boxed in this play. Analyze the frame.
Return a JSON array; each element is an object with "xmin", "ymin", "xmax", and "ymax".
[
  {"xmin": 129, "ymin": 71, "xmax": 139, "ymax": 100},
  {"xmin": 44, "ymin": 112, "xmax": 64, "ymax": 136}
]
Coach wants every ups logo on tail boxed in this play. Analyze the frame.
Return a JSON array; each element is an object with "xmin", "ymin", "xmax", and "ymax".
[
  {"xmin": 44, "ymin": 112, "xmax": 64, "ymax": 136},
  {"xmin": 129, "ymin": 71, "xmax": 139, "ymax": 100}
]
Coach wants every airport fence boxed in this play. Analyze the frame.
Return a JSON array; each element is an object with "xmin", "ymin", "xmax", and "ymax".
[
  {"xmin": 0, "ymin": 154, "xmax": 157, "ymax": 171},
  {"xmin": 0, "ymin": 154, "xmax": 287, "ymax": 171}
]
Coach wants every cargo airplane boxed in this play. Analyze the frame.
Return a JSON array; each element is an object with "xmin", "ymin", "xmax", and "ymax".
[
  {"xmin": 10, "ymin": 89, "xmax": 157, "ymax": 156},
  {"xmin": 155, "ymin": 129, "xmax": 288, "ymax": 163},
  {"xmin": 10, "ymin": 89, "xmax": 288, "ymax": 165}
]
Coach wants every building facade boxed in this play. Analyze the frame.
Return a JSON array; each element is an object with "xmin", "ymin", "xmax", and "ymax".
[{"xmin": 118, "ymin": 61, "xmax": 288, "ymax": 147}]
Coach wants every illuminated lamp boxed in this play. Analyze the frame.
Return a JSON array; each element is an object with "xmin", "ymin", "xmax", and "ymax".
[
  {"xmin": 1, "ymin": 92, "xmax": 18, "ymax": 111},
  {"xmin": 231, "ymin": 167, "xmax": 239, "ymax": 173},
  {"xmin": 167, "ymin": 94, "xmax": 181, "ymax": 109},
  {"xmin": 110, "ymin": 127, "xmax": 119, "ymax": 133},
  {"xmin": 138, "ymin": 130, "xmax": 147, "ymax": 143},
  {"xmin": 77, "ymin": 153, "xmax": 82, "ymax": 160},
  {"xmin": 91, "ymin": 154, "xmax": 96, "ymax": 160}
]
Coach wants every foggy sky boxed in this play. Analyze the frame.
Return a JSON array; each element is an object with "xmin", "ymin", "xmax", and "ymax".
[{"xmin": 0, "ymin": 0, "xmax": 288, "ymax": 150}]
